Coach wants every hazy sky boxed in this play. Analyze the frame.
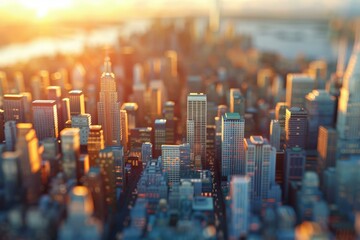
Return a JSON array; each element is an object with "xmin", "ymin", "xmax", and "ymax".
[{"xmin": 0, "ymin": 0, "xmax": 358, "ymax": 22}]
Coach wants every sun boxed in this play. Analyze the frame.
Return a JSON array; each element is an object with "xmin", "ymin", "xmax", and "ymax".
[{"xmin": 17, "ymin": 0, "xmax": 73, "ymax": 19}]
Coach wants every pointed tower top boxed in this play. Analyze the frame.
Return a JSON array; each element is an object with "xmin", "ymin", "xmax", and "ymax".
[{"xmin": 104, "ymin": 56, "xmax": 112, "ymax": 73}]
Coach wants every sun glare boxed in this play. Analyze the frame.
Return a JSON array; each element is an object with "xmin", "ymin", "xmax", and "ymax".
[{"xmin": 17, "ymin": 0, "xmax": 73, "ymax": 19}]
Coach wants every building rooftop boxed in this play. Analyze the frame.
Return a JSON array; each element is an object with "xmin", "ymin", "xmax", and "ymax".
[
  {"xmin": 250, "ymin": 136, "xmax": 264, "ymax": 145},
  {"xmin": 69, "ymin": 90, "xmax": 83, "ymax": 95},
  {"xmin": 32, "ymin": 100, "xmax": 56, "ymax": 106},
  {"xmin": 4, "ymin": 94, "xmax": 23, "ymax": 99},
  {"xmin": 121, "ymin": 102, "xmax": 138, "ymax": 111},
  {"xmin": 224, "ymin": 112, "xmax": 241, "ymax": 120},
  {"xmin": 192, "ymin": 197, "xmax": 213, "ymax": 211}
]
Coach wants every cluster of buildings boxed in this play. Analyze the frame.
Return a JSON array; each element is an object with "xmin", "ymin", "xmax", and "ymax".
[{"xmin": 0, "ymin": 17, "xmax": 359, "ymax": 240}]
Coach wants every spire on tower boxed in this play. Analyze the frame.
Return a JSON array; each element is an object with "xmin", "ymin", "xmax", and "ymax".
[{"xmin": 104, "ymin": 56, "xmax": 112, "ymax": 73}]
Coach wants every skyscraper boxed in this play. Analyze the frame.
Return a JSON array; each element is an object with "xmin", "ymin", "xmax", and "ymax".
[
  {"xmin": 15, "ymin": 123, "xmax": 42, "ymax": 204},
  {"xmin": 284, "ymin": 147, "xmax": 306, "ymax": 202},
  {"xmin": 87, "ymin": 125, "xmax": 105, "ymax": 167},
  {"xmin": 229, "ymin": 88, "xmax": 245, "ymax": 116},
  {"xmin": 275, "ymin": 102, "xmax": 288, "ymax": 149},
  {"xmin": 244, "ymin": 136, "xmax": 276, "ymax": 212},
  {"xmin": 3, "ymin": 94, "xmax": 26, "ymax": 123},
  {"xmin": 336, "ymin": 44, "xmax": 360, "ymax": 156},
  {"xmin": 305, "ymin": 90, "xmax": 335, "ymax": 150},
  {"xmin": 32, "ymin": 100, "xmax": 59, "ymax": 141},
  {"xmin": 286, "ymin": 74, "xmax": 313, "ymax": 108},
  {"xmin": 98, "ymin": 147, "xmax": 117, "ymax": 209},
  {"xmin": 221, "ymin": 112, "xmax": 245, "ymax": 177},
  {"xmin": 71, "ymin": 113, "xmax": 91, "ymax": 146},
  {"xmin": 5, "ymin": 120, "xmax": 17, "ymax": 151},
  {"xmin": 69, "ymin": 90, "xmax": 85, "ymax": 116},
  {"xmin": 229, "ymin": 175, "xmax": 250, "ymax": 239},
  {"xmin": 270, "ymin": 120, "xmax": 281, "ymax": 151},
  {"xmin": 47, "ymin": 86, "xmax": 64, "ymax": 134},
  {"xmin": 61, "ymin": 128, "xmax": 80, "ymax": 181},
  {"xmin": 97, "ymin": 57, "xmax": 121, "ymax": 146},
  {"xmin": 141, "ymin": 142, "xmax": 152, "ymax": 165},
  {"xmin": 285, "ymin": 107, "xmax": 308, "ymax": 149},
  {"xmin": 162, "ymin": 145, "xmax": 181, "ymax": 187},
  {"xmin": 187, "ymin": 93, "xmax": 207, "ymax": 169},
  {"xmin": 317, "ymin": 126, "xmax": 337, "ymax": 175},
  {"xmin": 154, "ymin": 119, "xmax": 167, "ymax": 158},
  {"xmin": 120, "ymin": 109, "xmax": 129, "ymax": 152},
  {"xmin": 121, "ymin": 102, "xmax": 138, "ymax": 130}
]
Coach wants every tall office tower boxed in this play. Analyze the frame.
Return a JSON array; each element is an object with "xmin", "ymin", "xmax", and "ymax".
[
  {"xmin": 58, "ymin": 186, "xmax": 102, "ymax": 240},
  {"xmin": 229, "ymin": 176, "xmax": 250, "ymax": 239},
  {"xmin": 15, "ymin": 123, "xmax": 41, "ymax": 204},
  {"xmin": 275, "ymin": 102, "xmax": 288, "ymax": 149},
  {"xmin": 32, "ymin": 100, "xmax": 58, "ymax": 141},
  {"xmin": 61, "ymin": 98, "xmax": 71, "ymax": 128},
  {"xmin": 3, "ymin": 94, "xmax": 26, "ymax": 123},
  {"xmin": 98, "ymin": 147, "xmax": 117, "ymax": 209},
  {"xmin": 141, "ymin": 142, "xmax": 152, "ymax": 165},
  {"xmin": 286, "ymin": 74, "xmax": 313, "ymax": 108},
  {"xmin": 335, "ymin": 157, "xmax": 360, "ymax": 218},
  {"xmin": 244, "ymin": 136, "xmax": 276, "ymax": 212},
  {"xmin": 149, "ymin": 87, "xmax": 162, "ymax": 122},
  {"xmin": 97, "ymin": 57, "xmax": 121, "ymax": 146},
  {"xmin": 69, "ymin": 90, "xmax": 85, "ymax": 116},
  {"xmin": 270, "ymin": 120, "xmax": 281, "ymax": 151},
  {"xmin": 5, "ymin": 121, "xmax": 17, "ymax": 151},
  {"xmin": 111, "ymin": 146, "xmax": 125, "ymax": 190},
  {"xmin": 84, "ymin": 167, "xmax": 107, "ymax": 222},
  {"xmin": 284, "ymin": 147, "xmax": 306, "ymax": 202},
  {"xmin": 257, "ymin": 68, "xmax": 272, "ymax": 100},
  {"xmin": 296, "ymin": 171, "xmax": 322, "ymax": 222},
  {"xmin": 309, "ymin": 60, "xmax": 327, "ymax": 89},
  {"xmin": 229, "ymin": 88, "xmax": 245, "ymax": 116},
  {"xmin": 272, "ymin": 75, "xmax": 285, "ymax": 104},
  {"xmin": 305, "ymin": 90, "xmax": 335, "ymax": 150},
  {"xmin": 0, "ymin": 109, "xmax": 4, "ymax": 143},
  {"xmin": 71, "ymin": 114, "xmax": 91, "ymax": 146},
  {"xmin": 336, "ymin": 44, "xmax": 360, "ymax": 156},
  {"xmin": 2, "ymin": 151, "xmax": 21, "ymax": 205},
  {"xmin": 47, "ymin": 86, "xmax": 64, "ymax": 133},
  {"xmin": 71, "ymin": 63, "xmax": 86, "ymax": 90},
  {"xmin": 317, "ymin": 126, "xmax": 337, "ymax": 176},
  {"xmin": 21, "ymin": 92, "xmax": 32, "ymax": 123},
  {"xmin": 13, "ymin": 71, "xmax": 25, "ymax": 94},
  {"xmin": 86, "ymin": 84, "xmax": 98, "ymax": 124},
  {"xmin": 187, "ymin": 93, "xmax": 207, "ymax": 170},
  {"xmin": 120, "ymin": 110, "xmax": 129, "ymax": 152},
  {"xmin": 154, "ymin": 119, "xmax": 166, "ymax": 158},
  {"xmin": 179, "ymin": 143, "xmax": 191, "ymax": 177},
  {"xmin": 61, "ymin": 128, "xmax": 80, "ymax": 181},
  {"xmin": 285, "ymin": 107, "xmax": 308, "ymax": 149},
  {"xmin": 217, "ymin": 105, "xmax": 228, "ymax": 117},
  {"xmin": 162, "ymin": 145, "xmax": 181, "ymax": 187},
  {"xmin": 121, "ymin": 102, "xmax": 138, "ymax": 130},
  {"xmin": 130, "ymin": 127, "xmax": 152, "ymax": 152},
  {"xmin": 41, "ymin": 138, "xmax": 61, "ymax": 177},
  {"xmin": 221, "ymin": 113, "xmax": 245, "ymax": 177},
  {"xmin": 87, "ymin": 125, "xmax": 104, "ymax": 167},
  {"xmin": 163, "ymin": 101, "xmax": 176, "ymax": 144}
]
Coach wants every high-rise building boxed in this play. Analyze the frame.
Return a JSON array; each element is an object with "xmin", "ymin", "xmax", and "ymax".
[
  {"xmin": 286, "ymin": 74, "xmax": 313, "ymax": 108},
  {"xmin": 13, "ymin": 71, "xmax": 25, "ymax": 94},
  {"xmin": 257, "ymin": 68, "xmax": 272, "ymax": 100},
  {"xmin": 121, "ymin": 102, "xmax": 138, "ymax": 130},
  {"xmin": 71, "ymin": 114, "xmax": 91, "ymax": 146},
  {"xmin": 61, "ymin": 98, "xmax": 71, "ymax": 129},
  {"xmin": 0, "ymin": 109, "xmax": 5, "ymax": 143},
  {"xmin": 336, "ymin": 44, "xmax": 360, "ymax": 156},
  {"xmin": 15, "ymin": 123, "xmax": 42, "ymax": 204},
  {"xmin": 120, "ymin": 110, "xmax": 129, "ymax": 152},
  {"xmin": 305, "ymin": 90, "xmax": 335, "ymax": 150},
  {"xmin": 179, "ymin": 143, "xmax": 191, "ymax": 177},
  {"xmin": 154, "ymin": 119, "xmax": 166, "ymax": 158},
  {"xmin": 98, "ymin": 147, "xmax": 117, "ymax": 209},
  {"xmin": 162, "ymin": 145, "xmax": 181, "ymax": 187},
  {"xmin": 2, "ymin": 151, "xmax": 21, "ymax": 205},
  {"xmin": 87, "ymin": 125, "xmax": 105, "ymax": 167},
  {"xmin": 270, "ymin": 120, "xmax": 281, "ymax": 151},
  {"xmin": 3, "ymin": 94, "xmax": 26, "ymax": 123},
  {"xmin": 0, "ymin": 71, "xmax": 8, "ymax": 106},
  {"xmin": 285, "ymin": 107, "xmax": 308, "ymax": 149},
  {"xmin": 130, "ymin": 127, "xmax": 152, "ymax": 152},
  {"xmin": 47, "ymin": 86, "xmax": 64, "ymax": 133},
  {"xmin": 5, "ymin": 120, "xmax": 17, "ymax": 151},
  {"xmin": 187, "ymin": 93, "xmax": 207, "ymax": 169},
  {"xmin": 32, "ymin": 100, "xmax": 58, "ymax": 141},
  {"xmin": 58, "ymin": 186, "xmax": 102, "ymax": 240},
  {"xmin": 69, "ymin": 90, "xmax": 85, "ymax": 116},
  {"xmin": 163, "ymin": 101, "xmax": 176, "ymax": 144},
  {"xmin": 284, "ymin": 147, "xmax": 306, "ymax": 202},
  {"xmin": 317, "ymin": 126, "xmax": 337, "ymax": 176},
  {"xmin": 244, "ymin": 136, "xmax": 276, "ymax": 212},
  {"xmin": 141, "ymin": 142, "xmax": 152, "ymax": 165},
  {"xmin": 221, "ymin": 112, "xmax": 245, "ymax": 177},
  {"xmin": 97, "ymin": 57, "xmax": 121, "ymax": 146},
  {"xmin": 61, "ymin": 128, "xmax": 80, "ymax": 181},
  {"xmin": 229, "ymin": 88, "xmax": 245, "ymax": 116},
  {"xmin": 229, "ymin": 175, "xmax": 250, "ymax": 239},
  {"xmin": 275, "ymin": 102, "xmax": 288, "ymax": 149}
]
